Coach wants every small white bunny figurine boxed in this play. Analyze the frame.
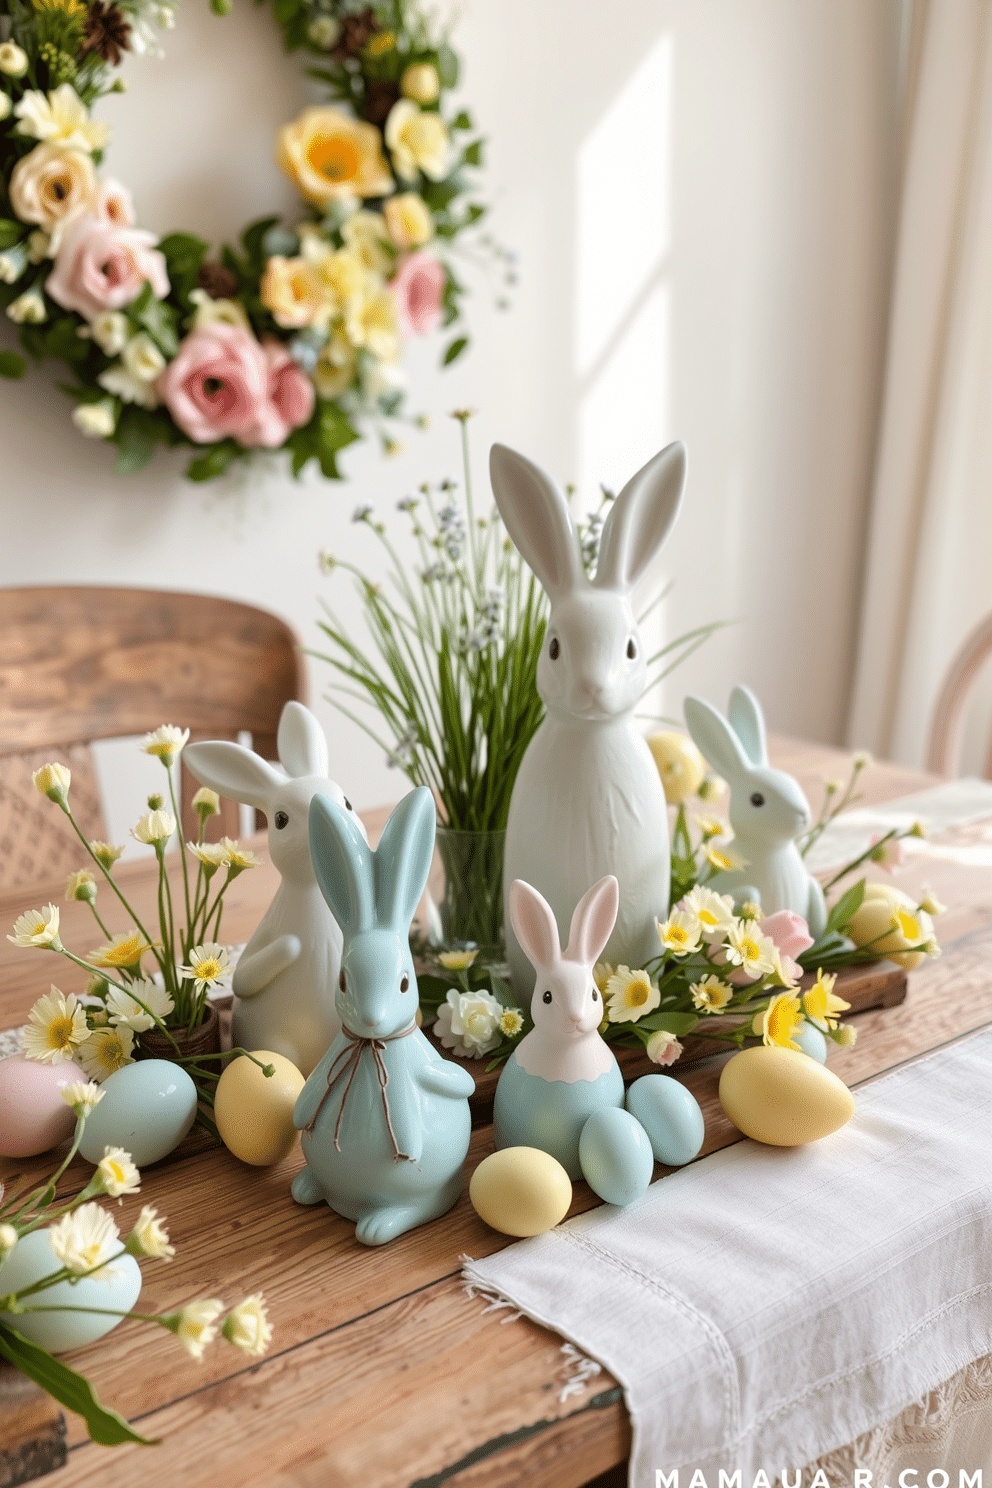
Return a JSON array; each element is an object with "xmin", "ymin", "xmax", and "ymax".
[
  {"xmin": 683, "ymin": 685, "xmax": 827, "ymax": 938},
  {"xmin": 184, "ymin": 702, "xmax": 368, "ymax": 1076},
  {"xmin": 493, "ymin": 875, "xmax": 624, "ymax": 1178},
  {"xmin": 490, "ymin": 440, "xmax": 688, "ymax": 998}
]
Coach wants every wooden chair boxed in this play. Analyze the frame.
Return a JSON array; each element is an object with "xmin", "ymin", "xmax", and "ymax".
[
  {"xmin": 926, "ymin": 612, "xmax": 992, "ymax": 776},
  {"xmin": 0, "ymin": 586, "xmax": 307, "ymax": 889}
]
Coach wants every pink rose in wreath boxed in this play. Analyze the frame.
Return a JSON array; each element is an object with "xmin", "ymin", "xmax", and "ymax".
[
  {"xmin": 158, "ymin": 323, "xmax": 313, "ymax": 448},
  {"xmin": 391, "ymin": 251, "xmax": 445, "ymax": 337},
  {"xmin": 263, "ymin": 338, "xmax": 315, "ymax": 433},
  {"xmin": 46, "ymin": 215, "xmax": 169, "ymax": 321}
]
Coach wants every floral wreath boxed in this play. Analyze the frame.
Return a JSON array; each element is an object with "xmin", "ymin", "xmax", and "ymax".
[{"xmin": 0, "ymin": 0, "xmax": 499, "ymax": 481}]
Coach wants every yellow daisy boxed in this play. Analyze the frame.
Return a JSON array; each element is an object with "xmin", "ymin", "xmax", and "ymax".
[
  {"xmin": 90, "ymin": 930, "xmax": 150, "ymax": 972},
  {"xmin": 8, "ymin": 903, "xmax": 61, "ymax": 949},
  {"xmin": 78, "ymin": 1025, "xmax": 135, "ymax": 1082},
  {"xmin": 656, "ymin": 909, "xmax": 702, "ymax": 956},
  {"xmin": 22, "ymin": 985, "xmax": 89, "ymax": 1062},
  {"xmin": 802, "ymin": 969, "xmax": 850, "ymax": 1032},
  {"xmin": 752, "ymin": 992, "xmax": 803, "ymax": 1052},
  {"xmin": 605, "ymin": 966, "xmax": 660, "ymax": 1025},
  {"xmin": 690, "ymin": 975, "xmax": 733, "ymax": 1014},
  {"xmin": 182, "ymin": 943, "xmax": 231, "ymax": 993},
  {"xmin": 89, "ymin": 840, "xmax": 124, "ymax": 870},
  {"xmin": 140, "ymin": 724, "xmax": 189, "ymax": 766},
  {"xmin": 437, "ymin": 948, "xmax": 478, "ymax": 972}
]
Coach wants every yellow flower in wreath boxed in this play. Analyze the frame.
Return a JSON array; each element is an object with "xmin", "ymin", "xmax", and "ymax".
[
  {"xmin": 260, "ymin": 255, "xmax": 326, "ymax": 329},
  {"xmin": 8, "ymin": 141, "xmax": 96, "ymax": 241},
  {"xmin": 277, "ymin": 105, "xmax": 394, "ymax": 205}
]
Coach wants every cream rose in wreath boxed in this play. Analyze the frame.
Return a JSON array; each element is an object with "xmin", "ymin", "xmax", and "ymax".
[{"xmin": 0, "ymin": 1, "xmax": 503, "ymax": 482}]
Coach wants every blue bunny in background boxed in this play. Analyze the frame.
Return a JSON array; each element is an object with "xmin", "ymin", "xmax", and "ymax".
[{"xmin": 293, "ymin": 785, "xmax": 476, "ymax": 1246}]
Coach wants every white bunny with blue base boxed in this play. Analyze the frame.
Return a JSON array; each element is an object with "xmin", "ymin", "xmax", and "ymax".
[
  {"xmin": 292, "ymin": 786, "xmax": 475, "ymax": 1247},
  {"xmin": 184, "ymin": 701, "xmax": 367, "ymax": 1077},
  {"xmin": 490, "ymin": 440, "xmax": 688, "ymax": 999},
  {"xmin": 683, "ymin": 685, "xmax": 827, "ymax": 938}
]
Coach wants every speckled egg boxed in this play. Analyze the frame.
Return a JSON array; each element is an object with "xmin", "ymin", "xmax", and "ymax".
[
  {"xmin": 0, "ymin": 1227, "xmax": 142, "ymax": 1353},
  {"xmin": 470, "ymin": 1147, "xmax": 572, "ymax": 1236},
  {"xmin": 719, "ymin": 1045, "xmax": 854, "ymax": 1146},
  {"xmin": 793, "ymin": 1022, "xmax": 828, "ymax": 1064},
  {"xmin": 0, "ymin": 1055, "xmax": 78, "ymax": 1158},
  {"xmin": 215, "ymin": 1050, "xmax": 305, "ymax": 1166},
  {"xmin": 626, "ymin": 1074, "xmax": 705, "ymax": 1167},
  {"xmin": 78, "ymin": 1060, "xmax": 198, "ymax": 1168},
  {"xmin": 579, "ymin": 1107, "xmax": 654, "ymax": 1207}
]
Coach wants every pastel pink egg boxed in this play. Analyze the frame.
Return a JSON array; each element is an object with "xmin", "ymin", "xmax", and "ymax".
[{"xmin": 0, "ymin": 1055, "xmax": 78, "ymax": 1158}]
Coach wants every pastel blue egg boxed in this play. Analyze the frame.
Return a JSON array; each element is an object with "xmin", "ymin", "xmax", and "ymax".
[
  {"xmin": 793, "ymin": 1023, "xmax": 828, "ymax": 1063},
  {"xmin": 79, "ymin": 1060, "xmax": 198, "ymax": 1168},
  {"xmin": 0, "ymin": 1228, "xmax": 141, "ymax": 1353},
  {"xmin": 626, "ymin": 1074, "xmax": 705, "ymax": 1167},
  {"xmin": 578, "ymin": 1107, "xmax": 654, "ymax": 1207}
]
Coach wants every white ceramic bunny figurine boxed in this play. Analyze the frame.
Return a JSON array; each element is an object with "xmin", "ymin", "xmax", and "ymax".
[
  {"xmin": 493, "ymin": 875, "xmax": 624, "ymax": 1178},
  {"xmin": 490, "ymin": 440, "xmax": 688, "ymax": 998},
  {"xmin": 183, "ymin": 701, "xmax": 368, "ymax": 1076},
  {"xmin": 683, "ymin": 685, "xmax": 827, "ymax": 938}
]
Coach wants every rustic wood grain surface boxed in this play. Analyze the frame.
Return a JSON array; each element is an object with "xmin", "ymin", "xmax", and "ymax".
[{"xmin": 2, "ymin": 740, "xmax": 991, "ymax": 1487}]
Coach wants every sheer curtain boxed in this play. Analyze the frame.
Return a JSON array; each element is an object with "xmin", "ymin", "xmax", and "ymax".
[{"xmin": 846, "ymin": 0, "xmax": 992, "ymax": 767}]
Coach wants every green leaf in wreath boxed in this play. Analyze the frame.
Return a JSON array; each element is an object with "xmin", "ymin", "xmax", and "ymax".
[
  {"xmin": 0, "ymin": 351, "xmax": 26, "ymax": 379},
  {"xmin": 113, "ymin": 408, "xmax": 161, "ymax": 474},
  {"xmin": 158, "ymin": 232, "xmax": 210, "ymax": 307},
  {"xmin": 240, "ymin": 216, "xmax": 281, "ymax": 275},
  {"xmin": 442, "ymin": 336, "xmax": 468, "ymax": 366},
  {"xmin": 0, "ymin": 219, "xmax": 27, "ymax": 250},
  {"xmin": 316, "ymin": 399, "xmax": 360, "ymax": 478},
  {"xmin": 185, "ymin": 439, "xmax": 243, "ymax": 482},
  {"xmin": 39, "ymin": 317, "xmax": 88, "ymax": 363},
  {"xmin": 273, "ymin": 0, "xmax": 301, "ymax": 27},
  {"xmin": 0, "ymin": 1321, "xmax": 158, "ymax": 1446},
  {"xmin": 436, "ymin": 42, "xmax": 459, "ymax": 87},
  {"xmin": 450, "ymin": 110, "xmax": 473, "ymax": 131},
  {"xmin": 825, "ymin": 878, "xmax": 866, "ymax": 935},
  {"xmin": 462, "ymin": 139, "xmax": 484, "ymax": 168}
]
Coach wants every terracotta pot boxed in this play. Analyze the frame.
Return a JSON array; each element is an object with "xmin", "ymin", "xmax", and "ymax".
[{"xmin": 136, "ymin": 1002, "xmax": 221, "ymax": 1063}]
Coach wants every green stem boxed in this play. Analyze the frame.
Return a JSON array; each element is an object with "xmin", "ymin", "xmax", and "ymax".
[
  {"xmin": 167, "ymin": 768, "xmax": 193, "ymax": 938},
  {"xmin": 54, "ymin": 803, "xmax": 165, "ymax": 979}
]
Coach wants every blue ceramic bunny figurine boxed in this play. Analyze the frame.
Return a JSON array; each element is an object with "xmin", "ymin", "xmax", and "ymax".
[{"xmin": 292, "ymin": 786, "xmax": 476, "ymax": 1246}]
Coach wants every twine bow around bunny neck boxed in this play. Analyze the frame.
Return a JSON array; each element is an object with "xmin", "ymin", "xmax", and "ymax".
[{"xmin": 303, "ymin": 1022, "xmax": 419, "ymax": 1162}]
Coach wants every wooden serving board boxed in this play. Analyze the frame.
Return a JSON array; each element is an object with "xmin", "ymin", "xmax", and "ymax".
[{"xmin": 425, "ymin": 959, "xmax": 908, "ymax": 1126}]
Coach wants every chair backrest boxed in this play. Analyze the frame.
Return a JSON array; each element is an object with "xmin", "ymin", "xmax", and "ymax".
[
  {"xmin": 0, "ymin": 586, "xmax": 307, "ymax": 886},
  {"xmin": 926, "ymin": 612, "xmax": 992, "ymax": 776}
]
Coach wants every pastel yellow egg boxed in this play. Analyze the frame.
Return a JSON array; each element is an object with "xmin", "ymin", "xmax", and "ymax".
[
  {"xmin": 718, "ymin": 1045, "xmax": 854, "ymax": 1146},
  {"xmin": 646, "ymin": 731, "xmax": 707, "ymax": 805},
  {"xmin": 470, "ymin": 1147, "xmax": 572, "ymax": 1236},
  {"xmin": 215, "ymin": 1050, "xmax": 305, "ymax": 1167}
]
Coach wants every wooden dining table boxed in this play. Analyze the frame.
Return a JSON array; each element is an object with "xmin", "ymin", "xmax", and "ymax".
[{"xmin": 2, "ymin": 737, "xmax": 991, "ymax": 1488}]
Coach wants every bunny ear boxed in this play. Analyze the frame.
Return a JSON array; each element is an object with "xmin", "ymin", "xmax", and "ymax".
[
  {"xmin": 309, "ymin": 792, "xmax": 375, "ymax": 933},
  {"xmin": 728, "ymin": 685, "xmax": 768, "ymax": 766},
  {"xmin": 593, "ymin": 441, "xmax": 687, "ymax": 592},
  {"xmin": 183, "ymin": 740, "xmax": 283, "ymax": 813},
  {"xmin": 565, "ymin": 875, "xmax": 619, "ymax": 967},
  {"xmin": 508, "ymin": 879, "xmax": 563, "ymax": 971},
  {"xmin": 277, "ymin": 701, "xmax": 328, "ymax": 779},
  {"xmin": 683, "ymin": 695, "xmax": 751, "ymax": 783},
  {"xmin": 373, "ymin": 787, "xmax": 436, "ymax": 931},
  {"xmin": 489, "ymin": 444, "xmax": 585, "ymax": 597}
]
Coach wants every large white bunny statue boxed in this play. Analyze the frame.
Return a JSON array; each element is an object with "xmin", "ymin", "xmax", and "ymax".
[
  {"xmin": 489, "ymin": 440, "xmax": 688, "ymax": 998},
  {"xmin": 184, "ymin": 701, "xmax": 368, "ymax": 1076},
  {"xmin": 683, "ymin": 685, "xmax": 827, "ymax": 938}
]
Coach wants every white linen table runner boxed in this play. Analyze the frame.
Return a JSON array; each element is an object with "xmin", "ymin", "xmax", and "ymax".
[{"xmin": 463, "ymin": 1027, "xmax": 992, "ymax": 1485}]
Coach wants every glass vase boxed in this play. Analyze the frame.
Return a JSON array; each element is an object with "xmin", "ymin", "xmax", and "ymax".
[{"xmin": 428, "ymin": 827, "xmax": 506, "ymax": 955}]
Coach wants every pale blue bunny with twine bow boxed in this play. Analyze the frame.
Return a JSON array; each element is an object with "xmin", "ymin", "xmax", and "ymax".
[{"xmin": 292, "ymin": 786, "xmax": 475, "ymax": 1246}]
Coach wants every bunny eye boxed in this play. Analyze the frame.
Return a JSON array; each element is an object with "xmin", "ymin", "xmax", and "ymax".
[
  {"xmin": 344, "ymin": 797, "xmax": 353, "ymax": 811},
  {"xmin": 626, "ymin": 637, "xmax": 637, "ymax": 660},
  {"xmin": 591, "ymin": 989, "xmax": 599, "ymax": 1002},
  {"xmin": 549, "ymin": 637, "xmax": 560, "ymax": 660},
  {"xmin": 542, "ymin": 989, "xmax": 553, "ymax": 1004},
  {"xmin": 400, "ymin": 974, "xmax": 410, "ymax": 993},
  {"xmin": 275, "ymin": 810, "xmax": 289, "ymax": 829},
  {"xmin": 338, "ymin": 969, "xmax": 346, "ymax": 992},
  {"xmin": 750, "ymin": 792, "xmax": 765, "ymax": 807}
]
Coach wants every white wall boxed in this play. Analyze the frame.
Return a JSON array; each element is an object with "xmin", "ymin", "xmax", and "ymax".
[{"xmin": 0, "ymin": 0, "xmax": 904, "ymax": 816}]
